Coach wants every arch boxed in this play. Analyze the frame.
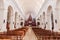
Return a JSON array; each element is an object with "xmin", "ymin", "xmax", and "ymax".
[
  {"xmin": 7, "ymin": 6, "xmax": 13, "ymax": 21},
  {"xmin": 6, "ymin": 6, "xmax": 13, "ymax": 32},
  {"xmin": 43, "ymin": 12, "xmax": 45, "ymax": 29},
  {"xmin": 43, "ymin": 12, "xmax": 45, "ymax": 19},
  {"xmin": 47, "ymin": 5, "xmax": 54, "ymax": 30},
  {"xmin": 47, "ymin": 5, "xmax": 52, "ymax": 13}
]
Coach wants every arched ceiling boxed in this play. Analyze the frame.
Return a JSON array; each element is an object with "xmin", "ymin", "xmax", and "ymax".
[{"xmin": 15, "ymin": 0, "xmax": 45, "ymax": 19}]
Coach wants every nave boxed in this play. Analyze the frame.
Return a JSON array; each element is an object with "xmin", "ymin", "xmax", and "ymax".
[{"xmin": 0, "ymin": 0, "xmax": 60, "ymax": 40}]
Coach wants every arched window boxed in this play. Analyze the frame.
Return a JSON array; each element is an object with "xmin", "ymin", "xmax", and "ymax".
[
  {"xmin": 6, "ymin": 6, "xmax": 13, "ymax": 32},
  {"xmin": 43, "ymin": 12, "xmax": 45, "ymax": 20},
  {"xmin": 43, "ymin": 12, "xmax": 45, "ymax": 29},
  {"xmin": 14, "ymin": 12, "xmax": 18, "ymax": 28}
]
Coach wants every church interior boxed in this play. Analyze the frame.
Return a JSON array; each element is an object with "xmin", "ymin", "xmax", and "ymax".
[{"xmin": 0, "ymin": 0, "xmax": 60, "ymax": 40}]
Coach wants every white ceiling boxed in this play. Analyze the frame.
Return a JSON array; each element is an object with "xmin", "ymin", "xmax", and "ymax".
[{"xmin": 15, "ymin": 0, "xmax": 45, "ymax": 19}]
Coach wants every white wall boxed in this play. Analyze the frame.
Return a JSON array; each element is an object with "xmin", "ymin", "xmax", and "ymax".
[
  {"xmin": 0, "ymin": 0, "xmax": 24, "ymax": 32},
  {"xmin": 36, "ymin": 0, "xmax": 60, "ymax": 32}
]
